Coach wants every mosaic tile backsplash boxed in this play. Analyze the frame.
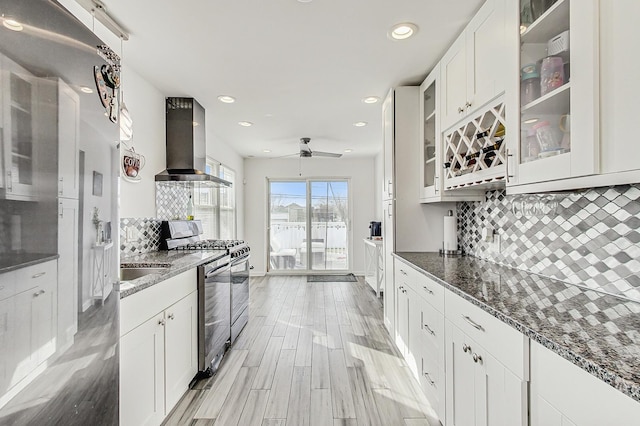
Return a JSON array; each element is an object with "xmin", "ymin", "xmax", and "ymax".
[
  {"xmin": 457, "ymin": 185, "xmax": 640, "ymax": 303},
  {"xmin": 120, "ymin": 217, "xmax": 161, "ymax": 255},
  {"xmin": 156, "ymin": 182, "xmax": 190, "ymax": 220}
]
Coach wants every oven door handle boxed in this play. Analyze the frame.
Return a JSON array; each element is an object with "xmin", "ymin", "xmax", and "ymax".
[{"xmin": 205, "ymin": 264, "xmax": 231, "ymax": 278}]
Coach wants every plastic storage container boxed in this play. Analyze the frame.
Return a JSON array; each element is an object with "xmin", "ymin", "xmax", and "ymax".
[
  {"xmin": 533, "ymin": 121, "xmax": 561, "ymax": 154},
  {"xmin": 540, "ymin": 56, "xmax": 564, "ymax": 95},
  {"xmin": 521, "ymin": 64, "xmax": 541, "ymax": 105}
]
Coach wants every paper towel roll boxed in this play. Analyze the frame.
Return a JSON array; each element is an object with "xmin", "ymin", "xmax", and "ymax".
[{"xmin": 443, "ymin": 214, "xmax": 458, "ymax": 252}]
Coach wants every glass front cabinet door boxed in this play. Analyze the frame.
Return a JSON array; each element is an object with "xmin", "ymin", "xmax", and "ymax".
[{"xmin": 511, "ymin": 0, "xmax": 599, "ymax": 189}]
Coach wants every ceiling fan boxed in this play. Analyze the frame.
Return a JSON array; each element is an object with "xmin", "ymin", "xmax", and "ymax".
[{"xmin": 298, "ymin": 137, "xmax": 342, "ymax": 158}]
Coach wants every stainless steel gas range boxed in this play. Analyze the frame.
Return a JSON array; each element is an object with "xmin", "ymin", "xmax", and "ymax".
[{"xmin": 160, "ymin": 221, "xmax": 250, "ymax": 377}]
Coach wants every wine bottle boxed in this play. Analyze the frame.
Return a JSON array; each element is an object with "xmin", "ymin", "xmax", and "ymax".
[{"xmin": 187, "ymin": 194, "xmax": 194, "ymax": 220}]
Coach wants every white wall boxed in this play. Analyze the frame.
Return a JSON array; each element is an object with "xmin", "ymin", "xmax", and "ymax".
[
  {"xmin": 206, "ymin": 132, "xmax": 245, "ymax": 238},
  {"xmin": 119, "ymin": 65, "xmax": 166, "ymax": 218},
  {"xmin": 244, "ymin": 156, "xmax": 376, "ymax": 275},
  {"xmin": 374, "ymin": 151, "xmax": 384, "ymax": 221}
]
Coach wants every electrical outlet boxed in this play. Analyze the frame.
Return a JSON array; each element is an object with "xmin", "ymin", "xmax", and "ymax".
[
  {"xmin": 489, "ymin": 232, "xmax": 501, "ymax": 253},
  {"xmin": 126, "ymin": 227, "xmax": 135, "ymax": 242}
]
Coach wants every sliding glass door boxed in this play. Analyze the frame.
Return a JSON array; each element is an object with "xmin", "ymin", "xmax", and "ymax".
[{"xmin": 269, "ymin": 179, "xmax": 349, "ymax": 272}]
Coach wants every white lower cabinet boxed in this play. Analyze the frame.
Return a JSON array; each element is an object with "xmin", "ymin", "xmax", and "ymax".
[
  {"xmin": 0, "ymin": 261, "xmax": 57, "ymax": 408},
  {"xmin": 530, "ymin": 341, "xmax": 640, "ymax": 426},
  {"xmin": 164, "ymin": 291, "xmax": 199, "ymax": 411},
  {"xmin": 445, "ymin": 321, "xmax": 526, "ymax": 426},
  {"xmin": 120, "ymin": 311, "xmax": 166, "ymax": 426},
  {"xmin": 120, "ymin": 269, "xmax": 198, "ymax": 426}
]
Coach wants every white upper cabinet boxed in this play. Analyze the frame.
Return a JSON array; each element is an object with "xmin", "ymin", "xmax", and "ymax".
[
  {"xmin": 441, "ymin": 0, "xmax": 509, "ymax": 131},
  {"xmin": 57, "ymin": 79, "xmax": 80, "ymax": 199},
  {"xmin": 382, "ymin": 89, "xmax": 394, "ymax": 201},
  {"xmin": 508, "ymin": 0, "xmax": 600, "ymax": 191},
  {"xmin": 420, "ymin": 63, "xmax": 483, "ymax": 203},
  {"xmin": 598, "ymin": 0, "xmax": 640, "ymax": 176}
]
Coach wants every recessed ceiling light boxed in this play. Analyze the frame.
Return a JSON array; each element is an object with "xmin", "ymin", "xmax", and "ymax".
[
  {"xmin": 344, "ymin": 149, "xmax": 353, "ymax": 153},
  {"xmin": 80, "ymin": 86, "xmax": 94, "ymax": 94},
  {"xmin": 353, "ymin": 121, "xmax": 367, "ymax": 127},
  {"xmin": 263, "ymin": 149, "xmax": 271, "ymax": 153},
  {"xmin": 238, "ymin": 121, "xmax": 253, "ymax": 127},
  {"xmin": 3, "ymin": 18, "xmax": 23, "ymax": 32},
  {"xmin": 362, "ymin": 96, "xmax": 380, "ymax": 104},
  {"xmin": 389, "ymin": 22, "xmax": 418, "ymax": 40},
  {"xmin": 297, "ymin": 0, "xmax": 313, "ymax": 3},
  {"xmin": 524, "ymin": 118, "xmax": 539, "ymax": 124},
  {"xmin": 217, "ymin": 95, "xmax": 236, "ymax": 103},
  {"xmin": 265, "ymin": 113, "xmax": 274, "ymax": 117}
]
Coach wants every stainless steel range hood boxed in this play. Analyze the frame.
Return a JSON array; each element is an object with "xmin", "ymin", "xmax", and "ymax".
[{"xmin": 155, "ymin": 97, "xmax": 232, "ymax": 186}]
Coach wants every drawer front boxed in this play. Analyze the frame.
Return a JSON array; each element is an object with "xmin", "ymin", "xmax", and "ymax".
[
  {"xmin": 419, "ymin": 360, "xmax": 445, "ymax": 422},
  {"xmin": 420, "ymin": 304, "xmax": 445, "ymax": 367},
  {"xmin": 19, "ymin": 260, "xmax": 57, "ymax": 293},
  {"xmin": 413, "ymin": 273, "xmax": 444, "ymax": 313},
  {"xmin": 121, "ymin": 268, "xmax": 197, "ymax": 337},
  {"xmin": 395, "ymin": 259, "xmax": 445, "ymax": 312},
  {"xmin": 0, "ymin": 270, "xmax": 17, "ymax": 300},
  {"xmin": 445, "ymin": 289, "xmax": 526, "ymax": 378}
]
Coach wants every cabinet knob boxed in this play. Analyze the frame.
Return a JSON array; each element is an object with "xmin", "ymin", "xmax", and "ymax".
[
  {"xmin": 168, "ymin": 313, "xmax": 175, "ymax": 320},
  {"xmin": 159, "ymin": 319, "xmax": 166, "ymax": 326},
  {"xmin": 458, "ymin": 107, "xmax": 465, "ymax": 114},
  {"xmin": 463, "ymin": 343, "xmax": 471, "ymax": 353},
  {"xmin": 32, "ymin": 272, "xmax": 46, "ymax": 279},
  {"xmin": 465, "ymin": 101, "xmax": 472, "ymax": 108},
  {"xmin": 473, "ymin": 353, "xmax": 483, "ymax": 364},
  {"xmin": 400, "ymin": 270, "xmax": 407, "ymax": 276}
]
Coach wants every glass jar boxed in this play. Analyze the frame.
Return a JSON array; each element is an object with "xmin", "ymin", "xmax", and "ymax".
[
  {"xmin": 521, "ymin": 64, "xmax": 541, "ymax": 105},
  {"xmin": 522, "ymin": 129, "xmax": 540, "ymax": 162},
  {"xmin": 540, "ymin": 56, "xmax": 564, "ymax": 95},
  {"xmin": 532, "ymin": 121, "xmax": 559, "ymax": 153}
]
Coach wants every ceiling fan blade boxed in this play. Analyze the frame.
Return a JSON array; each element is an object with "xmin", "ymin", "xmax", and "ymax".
[
  {"xmin": 312, "ymin": 151, "xmax": 342, "ymax": 158},
  {"xmin": 269, "ymin": 153, "xmax": 300, "ymax": 159}
]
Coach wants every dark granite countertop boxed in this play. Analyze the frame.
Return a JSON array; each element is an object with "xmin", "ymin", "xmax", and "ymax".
[
  {"xmin": 119, "ymin": 250, "xmax": 227, "ymax": 298},
  {"xmin": 0, "ymin": 253, "xmax": 59, "ymax": 273},
  {"xmin": 394, "ymin": 251, "xmax": 640, "ymax": 403}
]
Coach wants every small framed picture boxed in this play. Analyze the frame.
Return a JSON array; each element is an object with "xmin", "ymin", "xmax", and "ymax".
[{"xmin": 93, "ymin": 171, "xmax": 103, "ymax": 196}]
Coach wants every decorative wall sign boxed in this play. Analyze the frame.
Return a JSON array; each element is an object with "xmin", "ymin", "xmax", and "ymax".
[
  {"xmin": 121, "ymin": 146, "xmax": 145, "ymax": 183},
  {"xmin": 93, "ymin": 45, "xmax": 121, "ymax": 124},
  {"xmin": 93, "ymin": 171, "xmax": 103, "ymax": 196}
]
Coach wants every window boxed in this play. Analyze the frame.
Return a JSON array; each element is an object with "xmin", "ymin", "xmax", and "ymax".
[{"xmin": 193, "ymin": 159, "xmax": 236, "ymax": 239}]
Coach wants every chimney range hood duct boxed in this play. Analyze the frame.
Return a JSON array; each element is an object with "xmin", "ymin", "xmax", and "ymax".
[{"xmin": 155, "ymin": 97, "xmax": 232, "ymax": 186}]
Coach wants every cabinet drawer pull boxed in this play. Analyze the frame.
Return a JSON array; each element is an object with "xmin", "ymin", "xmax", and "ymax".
[
  {"xmin": 33, "ymin": 289, "xmax": 45, "ymax": 297},
  {"xmin": 462, "ymin": 315, "xmax": 485, "ymax": 332},
  {"xmin": 457, "ymin": 106, "xmax": 465, "ymax": 114},
  {"xmin": 473, "ymin": 353, "xmax": 483, "ymax": 364},
  {"xmin": 423, "ymin": 371, "xmax": 436, "ymax": 386},
  {"xmin": 32, "ymin": 272, "xmax": 46, "ymax": 279},
  {"xmin": 424, "ymin": 324, "xmax": 436, "ymax": 336},
  {"xmin": 463, "ymin": 343, "xmax": 471, "ymax": 353},
  {"xmin": 168, "ymin": 313, "xmax": 175, "ymax": 320},
  {"xmin": 465, "ymin": 101, "xmax": 472, "ymax": 108},
  {"xmin": 400, "ymin": 270, "xmax": 407, "ymax": 276},
  {"xmin": 158, "ymin": 319, "xmax": 166, "ymax": 326},
  {"xmin": 422, "ymin": 285, "xmax": 434, "ymax": 295},
  {"xmin": 387, "ymin": 180, "xmax": 392, "ymax": 195}
]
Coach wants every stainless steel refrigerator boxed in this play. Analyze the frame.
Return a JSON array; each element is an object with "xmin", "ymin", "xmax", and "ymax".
[{"xmin": 0, "ymin": 0, "xmax": 119, "ymax": 424}]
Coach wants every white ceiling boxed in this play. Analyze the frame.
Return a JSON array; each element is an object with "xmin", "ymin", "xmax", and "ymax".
[{"xmin": 103, "ymin": 0, "xmax": 483, "ymax": 158}]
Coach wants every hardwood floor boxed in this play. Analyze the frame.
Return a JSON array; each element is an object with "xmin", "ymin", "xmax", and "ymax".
[{"xmin": 163, "ymin": 275, "xmax": 440, "ymax": 426}]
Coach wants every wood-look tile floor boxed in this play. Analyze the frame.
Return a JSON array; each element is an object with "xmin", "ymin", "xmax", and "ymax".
[{"xmin": 163, "ymin": 275, "xmax": 440, "ymax": 426}]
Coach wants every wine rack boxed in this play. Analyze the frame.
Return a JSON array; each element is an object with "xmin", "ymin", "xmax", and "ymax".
[{"xmin": 443, "ymin": 99, "xmax": 507, "ymax": 190}]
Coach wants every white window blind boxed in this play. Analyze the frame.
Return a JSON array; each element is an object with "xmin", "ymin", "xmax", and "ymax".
[{"xmin": 193, "ymin": 160, "xmax": 236, "ymax": 239}]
